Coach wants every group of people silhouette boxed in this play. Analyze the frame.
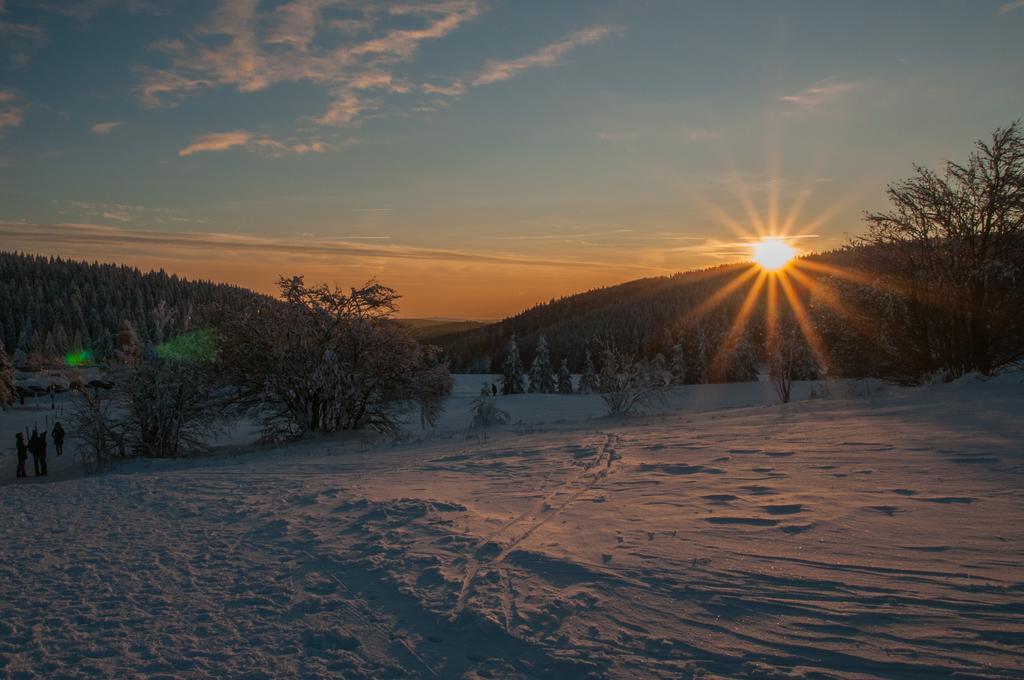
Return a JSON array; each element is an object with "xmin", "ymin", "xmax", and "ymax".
[{"xmin": 14, "ymin": 422, "xmax": 65, "ymax": 478}]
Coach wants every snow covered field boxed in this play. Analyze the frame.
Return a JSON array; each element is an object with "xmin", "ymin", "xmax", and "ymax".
[{"xmin": 1, "ymin": 375, "xmax": 1022, "ymax": 677}]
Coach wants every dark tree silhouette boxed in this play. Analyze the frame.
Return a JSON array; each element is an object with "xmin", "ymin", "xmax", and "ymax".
[{"xmin": 860, "ymin": 122, "xmax": 1024, "ymax": 378}]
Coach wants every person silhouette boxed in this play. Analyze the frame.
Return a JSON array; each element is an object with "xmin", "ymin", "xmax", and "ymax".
[
  {"xmin": 52, "ymin": 422, "xmax": 65, "ymax": 457},
  {"xmin": 15, "ymin": 433, "xmax": 28, "ymax": 478},
  {"xmin": 29, "ymin": 430, "xmax": 42, "ymax": 477}
]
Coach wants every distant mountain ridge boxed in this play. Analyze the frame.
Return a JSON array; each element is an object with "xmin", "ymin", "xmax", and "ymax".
[
  {"xmin": 397, "ymin": 318, "xmax": 488, "ymax": 341},
  {"xmin": 433, "ymin": 249, "xmax": 860, "ymax": 373}
]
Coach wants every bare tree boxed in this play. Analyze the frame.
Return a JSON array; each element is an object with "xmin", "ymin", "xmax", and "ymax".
[
  {"xmin": 217, "ymin": 276, "xmax": 452, "ymax": 440},
  {"xmin": 69, "ymin": 357, "xmax": 220, "ymax": 471},
  {"xmin": 860, "ymin": 121, "xmax": 1024, "ymax": 377},
  {"xmin": 768, "ymin": 312, "xmax": 817, "ymax": 404},
  {"xmin": 68, "ymin": 387, "xmax": 126, "ymax": 474},
  {"xmin": 118, "ymin": 359, "xmax": 221, "ymax": 458}
]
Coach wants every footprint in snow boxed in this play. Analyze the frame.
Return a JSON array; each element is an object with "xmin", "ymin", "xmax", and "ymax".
[{"xmin": 760, "ymin": 504, "xmax": 804, "ymax": 515}]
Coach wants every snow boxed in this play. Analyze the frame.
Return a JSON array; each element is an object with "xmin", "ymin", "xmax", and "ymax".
[{"xmin": 1, "ymin": 374, "xmax": 1023, "ymax": 677}]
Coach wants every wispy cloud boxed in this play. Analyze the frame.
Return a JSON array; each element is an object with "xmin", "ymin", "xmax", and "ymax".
[
  {"xmin": 779, "ymin": 77, "xmax": 857, "ymax": 112},
  {"xmin": 91, "ymin": 120, "xmax": 122, "ymax": 135},
  {"xmin": 179, "ymin": 130, "xmax": 253, "ymax": 156},
  {"xmin": 61, "ymin": 200, "xmax": 208, "ymax": 226},
  {"xmin": 140, "ymin": 0, "xmax": 481, "ymax": 129},
  {"xmin": 140, "ymin": 1, "xmax": 614, "ymax": 134},
  {"xmin": 998, "ymin": 0, "xmax": 1024, "ymax": 13},
  {"xmin": 178, "ymin": 129, "xmax": 342, "ymax": 157},
  {"xmin": 421, "ymin": 81, "xmax": 465, "ymax": 97},
  {"xmin": 472, "ymin": 25, "xmax": 616, "ymax": 86},
  {"xmin": 0, "ymin": 89, "xmax": 26, "ymax": 129}
]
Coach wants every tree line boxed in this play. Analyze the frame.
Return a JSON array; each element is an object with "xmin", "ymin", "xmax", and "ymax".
[{"xmin": 0, "ymin": 252, "xmax": 266, "ymax": 368}]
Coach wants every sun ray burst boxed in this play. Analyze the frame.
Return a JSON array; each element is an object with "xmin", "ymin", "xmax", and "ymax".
[{"xmin": 709, "ymin": 270, "xmax": 767, "ymax": 380}]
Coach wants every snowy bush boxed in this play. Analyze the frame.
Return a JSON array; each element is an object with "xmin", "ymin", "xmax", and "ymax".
[
  {"xmin": 469, "ymin": 383, "xmax": 509, "ymax": 429},
  {"xmin": 217, "ymin": 276, "xmax": 453, "ymax": 440}
]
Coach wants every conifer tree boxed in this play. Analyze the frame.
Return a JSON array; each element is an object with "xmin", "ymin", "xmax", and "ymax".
[
  {"xmin": 557, "ymin": 358, "xmax": 574, "ymax": 394},
  {"xmin": 501, "ymin": 334, "xmax": 524, "ymax": 395},
  {"xmin": 528, "ymin": 334, "xmax": 557, "ymax": 393},
  {"xmin": 670, "ymin": 342, "xmax": 687, "ymax": 385},
  {"xmin": 577, "ymin": 348, "xmax": 600, "ymax": 394}
]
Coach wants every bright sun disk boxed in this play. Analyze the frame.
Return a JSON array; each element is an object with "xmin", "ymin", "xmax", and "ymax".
[{"xmin": 752, "ymin": 238, "xmax": 796, "ymax": 271}]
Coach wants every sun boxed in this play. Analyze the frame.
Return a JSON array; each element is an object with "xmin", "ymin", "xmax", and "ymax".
[{"xmin": 751, "ymin": 238, "xmax": 797, "ymax": 271}]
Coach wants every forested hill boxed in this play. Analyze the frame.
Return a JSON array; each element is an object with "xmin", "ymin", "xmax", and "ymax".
[
  {"xmin": 0, "ymin": 251, "xmax": 267, "ymax": 365},
  {"xmin": 434, "ymin": 249, "xmax": 861, "ymax": 374}
]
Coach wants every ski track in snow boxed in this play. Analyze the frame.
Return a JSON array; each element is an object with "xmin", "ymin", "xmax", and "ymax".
[{"xmin": 1, "ymin": 378, "xmax": 1024, "ymax": 678}]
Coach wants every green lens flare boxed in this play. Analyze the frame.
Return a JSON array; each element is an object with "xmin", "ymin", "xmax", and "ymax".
[
  {"xmin": 65, "ymin": 349, "xmax": 95, "ymax": 366},
  {"xmin": 155, "ymin": 329, "xmax": 218, "ymax": 363}
]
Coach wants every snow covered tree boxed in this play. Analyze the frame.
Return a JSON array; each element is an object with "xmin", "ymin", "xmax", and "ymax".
[
  {"xmin": 0, "ymin": 340, "xmax": 15, "ymax": 407},
  {"xmin": 217, "ymin": 276, "xmax": 452, "ymax": 439},
  {"xmin": 650, "ymin": 352, "xmax": 671, "ymax": 387},
  {"xmin": 557, "ymin": 358, "xmax": 574, "ymax": 394},
  {"xmin": 115, "ymin": 320, "xmax": 141, "ymax": 368},
  {"xmin": 598, "ymin": 349, "xmax": 668, "ymax": 416},
  {"xmin": 528, "ymin": 334, "xmax": 557, "ymax": 393},
  {"xmin": 577, "ymin": 348, "xmax": 600, "ymax": 394},
  {"xmin": 469, "ymin": 382, "xmax": 510, "ymax": 429},
  {"xmin": 501, "ymin": 334, "xmax": 524, "ymax": 395},
  {"xmin": 669, "ymin": 342, "xmax": 687, "ymax": 385}
]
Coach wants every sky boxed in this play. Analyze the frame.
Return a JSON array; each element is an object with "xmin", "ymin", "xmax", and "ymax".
[{"xmin": 1, "ymin": 0, "xmax": 1022, "ymax": 319}]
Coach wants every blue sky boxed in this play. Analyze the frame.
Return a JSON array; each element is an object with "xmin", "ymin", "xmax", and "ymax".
[{"xmin": 1, "ymin": 0, "xmax": 1022, "ymax": 318}]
